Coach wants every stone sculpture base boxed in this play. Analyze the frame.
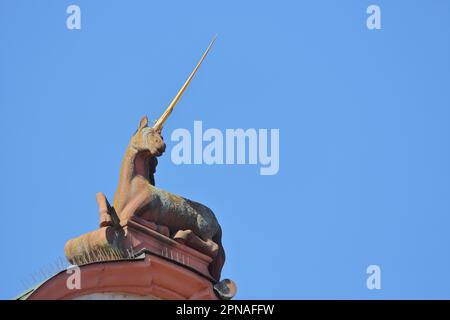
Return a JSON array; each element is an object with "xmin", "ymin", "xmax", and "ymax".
[{"xmin": 64, "ymin": 216, "xmax": 215, "ymax": 281}]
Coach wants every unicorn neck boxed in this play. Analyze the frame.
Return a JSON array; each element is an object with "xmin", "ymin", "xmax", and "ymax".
[
  {"xmin": 113, "ymin": 143, "xmax": 158, "ymax": 211},
  {"xmin": 113, "ymin": 144, "xmax": 139, "ymax": 211}
]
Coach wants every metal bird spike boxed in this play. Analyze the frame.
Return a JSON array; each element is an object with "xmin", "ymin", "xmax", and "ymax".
[{"xmin": 153, "ymin": 35, "xmax": 217, "ymax": 132}]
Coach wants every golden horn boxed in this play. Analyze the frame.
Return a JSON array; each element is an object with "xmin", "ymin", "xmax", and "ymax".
[{"xmin": 153, "ymin": 35, "xmax": 217, "ymax": 132}]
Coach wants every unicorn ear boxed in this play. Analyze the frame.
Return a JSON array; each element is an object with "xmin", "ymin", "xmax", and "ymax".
[{"xmin": 138, "ymin": 116, "xmax": 148, "ymax": 130}]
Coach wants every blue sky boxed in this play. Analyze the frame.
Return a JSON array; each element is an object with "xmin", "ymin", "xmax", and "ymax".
[{"xmin": 1, "ymin": 0, "xmax": 450, "ymax": 299}]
